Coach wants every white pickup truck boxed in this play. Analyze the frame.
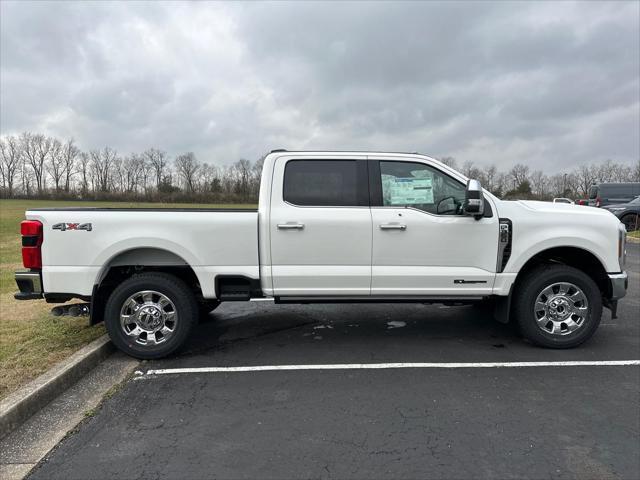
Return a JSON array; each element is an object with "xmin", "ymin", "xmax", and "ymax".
[{"xmin": 15, "ymin": 151, "xmax": 628, "ymax": 358}]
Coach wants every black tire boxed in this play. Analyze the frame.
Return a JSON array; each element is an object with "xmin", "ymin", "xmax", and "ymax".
[
  {"xmin": 104, "ymin": 272, "xmax": 198, "ymax": 359},
  {"xmin": 620, "ymin": 213, "xmax": 639, "ymax": 232},
  {"xmin": 513, "ymin": 265, "xmax": 602, "ymax": 349}
]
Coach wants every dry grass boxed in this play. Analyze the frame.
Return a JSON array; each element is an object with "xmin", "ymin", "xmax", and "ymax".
[{"xmin": 0, "ymin": 198, "xmax": 255, "ymax": 399}]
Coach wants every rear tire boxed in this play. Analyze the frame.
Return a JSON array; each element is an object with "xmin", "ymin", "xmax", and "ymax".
[
  {"xmin": 513, "ymin": 265, "xmax": 602, "ymax": 348},
  {"xmin": 104, "ymin": 272, "xmax": 198, "ymax": 359}
]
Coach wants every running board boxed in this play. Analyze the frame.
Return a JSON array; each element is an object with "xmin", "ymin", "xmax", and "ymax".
[{"xmin": 275, "ymin": 296, "xmax": 485, "ymax": 304}]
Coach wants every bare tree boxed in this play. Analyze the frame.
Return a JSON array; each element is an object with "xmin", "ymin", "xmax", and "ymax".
[
  {"xmin": 199, "ymin": 163, "xmax": 219, "ymax": 192},
  {"xmin": 90, "ymin": 147, "xmax": 117, "ymax": 192},
  {"xmin": 509, "ymin": 164, "xmax": 530, "ymax": 190},
  {"xmin": 461, "ymin": 160, "xmax": 481, "ymax": 179},
  {"xmin": 481, "ymin": 165, "xmax": 498, "ymax": 193},
  {"xmin": 120, "ymin": 154, "xmax": 146, "ymax": 193},
  {"xmin": 46, "ymin": 138, "xmax": 66, "ymax": 192},
  {"xmin": 62, "ymin": 139, "xmax": 80, "ymax": 192},
  {"xmin": 143, "ymin": 148, "xmax": 168, "ymax": 189},
  {"xmin": 575, "ymin": 164, "xmax": 598, "ymax": 197},
  {"xmin": 529, "ymin": 170, "xmax": 548, "ymax": 199},
  {"xmin": 232, "ymin": 158, "xmax": 252, "ymax": 199},
  {"xmin": 175, "ymin": 152, "xmax": 200, "ymax": 193},
  {"xmin": 438, "ymin": 156, "xmax": 457, "ymax": 169},
  {"xmin": 78, "ymin": 152, "xmax": 91, "ymax": 195},
  {"xmin": 21, "ymin": 132, "xmax": 50, "ymax": 194},
  {"xmin": 0, "ymin": 136, "xmax": 21, "ymax": 196}
]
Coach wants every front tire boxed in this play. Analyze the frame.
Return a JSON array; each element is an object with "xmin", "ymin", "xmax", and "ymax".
[
  {"xmin": 621, "ymin": 213, "xmax": 639, "ymax": 232},
  {"xmin": 513, "ymin": 265, "xmax": 602, "ymax": 348},
  {"xmin": 104, "ymin": 272, "xmax": 198, "ymax": 359}
]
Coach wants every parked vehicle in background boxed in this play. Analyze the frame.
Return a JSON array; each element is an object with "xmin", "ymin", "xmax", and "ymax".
[
  {"xmin": 603, "ymin": 196, "xmax": 640, "ymax": 231},
  {"xmin": 588, "ymin": 183, "xmax": 640, "ymax": 207},
  {"xmin": 14, "ymin": 151, "xmax": 628, "ymax": 359},
  {"xmin": 553, "ymin": 198, "xmax": 574, "ymax": 204}
]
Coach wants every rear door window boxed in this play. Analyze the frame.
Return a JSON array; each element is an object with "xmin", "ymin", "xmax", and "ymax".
[{"xmin": 283, "ymin": 160, "xmax": 368, "ymax": 207}]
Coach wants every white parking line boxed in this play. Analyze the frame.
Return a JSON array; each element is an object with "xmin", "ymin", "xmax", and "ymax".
[{"xmin": 143, "ymin": 360, "xmax": 640, "ymax": 376}]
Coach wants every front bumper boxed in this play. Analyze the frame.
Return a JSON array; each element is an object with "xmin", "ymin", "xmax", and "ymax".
[
  {"xmin": 14, "ymin": 270, "xmax": 43, "ymax": 300},
  {"xmin": 608, "ymin": 272, "xmax": 628, "ymax": 301}
]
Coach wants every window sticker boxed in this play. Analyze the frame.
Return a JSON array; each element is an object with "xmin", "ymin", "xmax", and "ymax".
[{"xmin": 385, "ymin": 176, "xmax": 434, "ymax": 205}]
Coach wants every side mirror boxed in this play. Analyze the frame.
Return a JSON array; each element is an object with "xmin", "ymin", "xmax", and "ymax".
[{"xmin": 463, "ymin": 179, "xmax": 485, "ymax": 219}]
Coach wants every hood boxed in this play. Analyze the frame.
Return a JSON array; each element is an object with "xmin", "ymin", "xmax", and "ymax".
[
  {"xmin": 499, "ymin": 200, "xmax": 619, "ymax": 222},
  {"xmin": 516, "ymin": 200, "xmax": 609, "ymax": 214}
]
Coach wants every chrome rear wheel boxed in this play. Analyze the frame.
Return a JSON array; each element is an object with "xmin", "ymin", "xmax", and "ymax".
[
  {"xmin": 120, "ymin": 290, "xmax": 178, "ymax": 345},
  {"xmin": 105, "ymin": 272, "xmax": 198, "ymax": 359}
]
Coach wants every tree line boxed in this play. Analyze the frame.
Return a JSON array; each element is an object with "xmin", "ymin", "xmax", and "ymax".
[
  {"xmin": 429, "ymin": 157, "xmax": 639, "ymax": 200},
  {"xmin": 0, "ymin": 132, "xmax": 262, "ymax": 203},
  {"xmin": 1, "ymin": 132, "xmax": 639, "ymax": 203}
]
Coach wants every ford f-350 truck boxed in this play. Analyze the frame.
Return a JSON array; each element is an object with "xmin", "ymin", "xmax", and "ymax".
[{"xmin": 15, "ymin": 151, "xmax": 628, "ymax": 359}]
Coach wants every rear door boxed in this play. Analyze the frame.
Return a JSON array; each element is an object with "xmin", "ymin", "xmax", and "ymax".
[
  {"xmin": 369, "ymin": 158, "xmax": 498, "ymax": 296},
  {"xmin": 269, "ymin": 156, "xmax": 372, "ymax": 296}
]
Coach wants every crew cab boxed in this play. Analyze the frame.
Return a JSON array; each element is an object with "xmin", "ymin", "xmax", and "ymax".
[{"xmin": 15, "ymin": 151, "xmax": 628, "ymax": 359}]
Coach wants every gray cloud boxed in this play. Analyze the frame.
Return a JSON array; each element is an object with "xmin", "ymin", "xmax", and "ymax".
[{"xmin": 1, "ymin": 0, "xmax": 638, "ymax": 172}]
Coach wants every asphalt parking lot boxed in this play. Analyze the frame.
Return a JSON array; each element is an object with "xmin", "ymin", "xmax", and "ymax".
[{"xmin": 29, "ymin": 244, "xmax": 639, "ymax": 479}]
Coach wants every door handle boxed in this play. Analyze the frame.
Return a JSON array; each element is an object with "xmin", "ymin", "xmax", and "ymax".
[
  {"xmin": 277, "ymin": 223, "xmax": 305, "ymax": 230},
  {"xmin": 379, "ymin": 223, "xmax": 407, "ymax": 230}
]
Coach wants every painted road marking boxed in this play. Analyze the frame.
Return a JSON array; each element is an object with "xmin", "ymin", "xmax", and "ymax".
[{"xmin": 142, "ymin": 360, "xmax": 640, "ymax": 376}]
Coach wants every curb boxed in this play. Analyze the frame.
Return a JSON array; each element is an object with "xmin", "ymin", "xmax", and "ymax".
[
  {"xmin": 627, "ymin": 236, "xmax": 640, "ymax": 244},
  {"xmin": 0, "ymin": 334, "xmax": 114, "ymax": 439}
]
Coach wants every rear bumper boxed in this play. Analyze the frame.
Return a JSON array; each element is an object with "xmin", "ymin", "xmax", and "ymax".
[
  {"xmin": 608, "ymin": 272, "xmax": 628, "ymax": 301},
  {"xmin": 14, "ymin": 270, "xmax": 43, "ymax": 300}
]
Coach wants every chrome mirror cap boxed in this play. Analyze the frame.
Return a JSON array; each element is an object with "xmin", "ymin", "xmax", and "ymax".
[{"xmin": 464, "ymin": 179, "xmax": 485, "ymax": 219}]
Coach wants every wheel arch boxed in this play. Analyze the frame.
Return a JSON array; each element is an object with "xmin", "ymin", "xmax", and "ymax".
[
  {"xmin": 90, "ymin": 247, "xmax": 204, "ymax": 325},
  {"xmin": 515, "ymin": 246, "xmax": 610, "ymax": 297}
]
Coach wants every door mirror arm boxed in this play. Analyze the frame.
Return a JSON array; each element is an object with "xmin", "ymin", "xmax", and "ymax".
[{"xmin": 463, "ymin": 179, "xmax": 485, "ymax": 220}]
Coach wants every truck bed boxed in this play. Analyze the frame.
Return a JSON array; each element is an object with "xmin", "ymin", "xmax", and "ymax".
[{"xmin": 26, "ymin": 208, "xmax": 260, "ymax": 298}]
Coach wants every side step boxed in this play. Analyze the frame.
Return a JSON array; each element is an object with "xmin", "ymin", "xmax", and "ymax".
[{"xmin": 216, "ymin": 276, "xmax": 262, "ymax": 301}]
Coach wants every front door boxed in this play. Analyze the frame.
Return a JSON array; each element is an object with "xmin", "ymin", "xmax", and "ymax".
[
  {"xmin": 370, "ymin": 159, "xmax": 498, "ymax": 296},
  {"xmin": 270, "ymin": 156, "xmax": 372, "ymax": 296}
]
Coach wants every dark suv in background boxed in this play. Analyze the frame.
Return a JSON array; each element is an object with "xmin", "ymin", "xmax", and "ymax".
[
  {"xmin": 589, "ymin": 182, "xmax": 640, "ymax": 207},
  {"xmin": 602, "ymin": 195, "xmax": 640, "ymax": 231}
]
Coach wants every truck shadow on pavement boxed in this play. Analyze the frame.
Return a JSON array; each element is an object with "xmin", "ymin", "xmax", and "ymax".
[{"xmin": 176, "ymin": 302, "xmax": 523, "ymax": 361}]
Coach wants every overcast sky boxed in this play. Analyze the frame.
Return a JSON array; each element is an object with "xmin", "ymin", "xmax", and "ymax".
[{"xmin": 1, "ymin": 1, "xmax": 638, "ymax": 172}]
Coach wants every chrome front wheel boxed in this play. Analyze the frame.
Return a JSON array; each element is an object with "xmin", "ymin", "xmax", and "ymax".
[
  {"xmin": 534, "ymin": 282, "xmax": 589, "ymax": 336},
  {"xmin": 514, "ymin": 264, "xmax": 602, "ymax": 349}
]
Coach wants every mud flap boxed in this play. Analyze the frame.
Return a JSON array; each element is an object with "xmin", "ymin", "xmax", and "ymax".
[
  {"xmin": 603, "ymin": 298, "xmax": 618, "ymax": 319},
  {"xmin": 492, "ymin": 287, "xmax": 513, "ymax": 324}
]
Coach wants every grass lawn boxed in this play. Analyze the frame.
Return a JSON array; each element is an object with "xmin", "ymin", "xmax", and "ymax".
[{"xmin": 0, "ymin": 198, "xmax": 255, "ymax": 399}]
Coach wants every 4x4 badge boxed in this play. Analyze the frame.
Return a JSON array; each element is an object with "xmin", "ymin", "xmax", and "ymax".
[{"xmin": 52, "ymin": 223, "xmax": 92, "ymax": 231}]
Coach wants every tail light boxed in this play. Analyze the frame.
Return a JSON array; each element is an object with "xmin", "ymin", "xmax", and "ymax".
[
  {"xmin": 595, "ymin": 197, "xmax": 601, "ymax": 207},
  {"xmin": 21, "ymin": 220, "xmax": 43, "ymax": 269}
]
